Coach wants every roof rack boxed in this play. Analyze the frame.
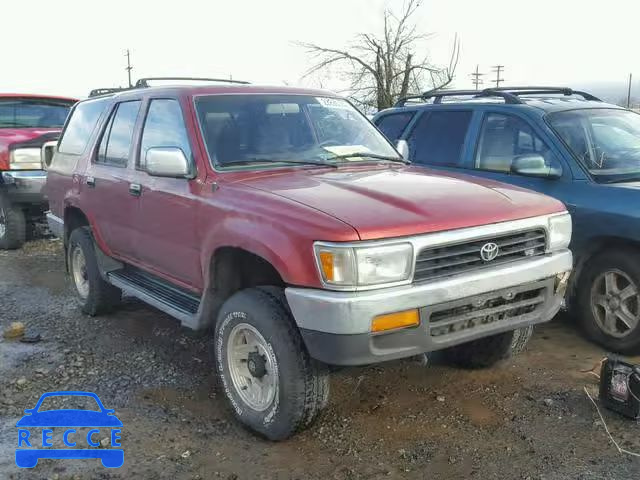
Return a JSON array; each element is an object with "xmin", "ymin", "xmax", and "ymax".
[
  {"xmin": 88, "ymin": 87, "xmax": 130, "ymax": 98},
  {"xmin": 487, "ymin": 86, "xmax": 601, "ymax": 102},
  {"xmin": 395, "ymin": 89, "xmax": 521, "ymax": 107},
  {"xmin": 134, "ymin": 77, "xmax": 250, "ymax": 87},
  {"xmin": 88, "ymin": 77, "xmax": 251, "ymax": 98},
  {"xmin": 394, "ymin": 86, "xmax": 601, "ymax": 107}
]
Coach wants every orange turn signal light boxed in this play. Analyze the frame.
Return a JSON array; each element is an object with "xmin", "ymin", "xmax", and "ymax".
[
  {"xmin": 318, "ymin": 251, "xmax": 335, "ymax": 282},
  {"xmin": 371, "ymin": 309, "xmax": 420, "ymax": 333}
]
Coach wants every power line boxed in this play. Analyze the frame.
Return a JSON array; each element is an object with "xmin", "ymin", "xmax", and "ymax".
[
  {"xmin": 491, "ymin": 65, "xmax": 505, "ymax": 88},
  {"xmin": 125, "ymin": 49, "xmax": 133, "ymax": 88},
  {"xmin": 470, "ymin": 65, "xmax": 485, "ymax": 90}
]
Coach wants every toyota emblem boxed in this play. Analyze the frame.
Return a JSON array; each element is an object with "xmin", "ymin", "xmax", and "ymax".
[{"xmin": 480, "ymin": 242, "xmax": 499, "ymax": 262}]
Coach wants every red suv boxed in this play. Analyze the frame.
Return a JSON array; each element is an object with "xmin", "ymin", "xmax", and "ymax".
[
  {"xmin": 0, "ymin": 94, "xmax": 76, "ymax": 248},
  {"xmin": 45, "ymin": 79, "xmax": 573, "ymax": 440}
]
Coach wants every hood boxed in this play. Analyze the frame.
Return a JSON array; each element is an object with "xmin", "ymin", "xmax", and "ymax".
[
  {"xmin": 235, "ymin": 165, "xmax": 566, "ymax": 240},
  {"xmin": 0, "ymin": 128, "xmax": 61, "ymax": 148}
]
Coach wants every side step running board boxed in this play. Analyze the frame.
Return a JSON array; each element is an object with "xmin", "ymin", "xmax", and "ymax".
[{"xmin": 108, "ymin": 268, "xmax": 201, "ymax": 325}]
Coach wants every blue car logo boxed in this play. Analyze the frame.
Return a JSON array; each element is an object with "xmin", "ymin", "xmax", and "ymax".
[{"xmin": 15, "ymin": 391, "xmax": 123, "ymax": 468}]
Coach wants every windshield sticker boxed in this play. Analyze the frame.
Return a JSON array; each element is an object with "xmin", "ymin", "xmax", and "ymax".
[{"xmin": 323, "ymin": 145, "xmax": 371, "ymax": 158}]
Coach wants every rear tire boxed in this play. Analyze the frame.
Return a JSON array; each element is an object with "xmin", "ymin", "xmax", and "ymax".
[
  {"xmin": 443, "ymin": 326, "xmax": 534, "ymax": 369},
  {"xmin": 67, "ymin": 227, "xmax": 122, "ymax": 315},
  {"xmin": 576, "ymin": 249, "xmax": 640, "ymax": 354},
  {"xmin": 214, "ymin": 287, "xmax": 329, "ymax": 440},
  {"xmin": 0, "ymin": 195, "xmax": 26, "ymax": 250}
]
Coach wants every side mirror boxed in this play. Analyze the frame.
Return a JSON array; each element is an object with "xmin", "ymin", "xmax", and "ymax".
[
  {"xmin": 511, "ymin": 154, "xmax": 562, "ymax": 179},
  {"xmin": 145, "ymin": 147, "xmax": 191, "ymax": 178},
  {"xmin": 396, "ymin": 140, "xmax": 409, "ymax": 159}
]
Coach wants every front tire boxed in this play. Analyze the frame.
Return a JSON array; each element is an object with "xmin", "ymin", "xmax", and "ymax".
[
  {"xmin": 577, "ymin": 249, "xmax": 640, "ymax": 354},
  {"xmin": 67, "ymin": 227, "xmax": 122, "ymax": 315},
  {"xmin": 214, "ymin": 287, "xmax": 329, "ymax": 440},
  {"xmin": 443, "ymin": 326, "xmax": 534, "ymax": 369},
  {"xmin": 0, "ymin": 195, "xmax": 26, "ymax": 250}
]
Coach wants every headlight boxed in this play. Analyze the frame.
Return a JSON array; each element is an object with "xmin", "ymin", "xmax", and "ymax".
[
  {"xmin": 315, "ymin": 242, "xmax": 413, "ymax": 289},
  {"xmin": 9, "ymin": 148, "xmax": 42, "ymax": 170},
  {"xmin": 548, "ymin": 213, "xmax": 572, "ymax": 251}
]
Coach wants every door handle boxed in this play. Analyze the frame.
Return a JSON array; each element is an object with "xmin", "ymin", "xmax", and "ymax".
[
  {"xmin": 86, "ymin": 176, "xmax": 96, "ymax": 187},
  {"xmin": 129, "ymin": 183, "xmax": 142, "ymax": 196}
]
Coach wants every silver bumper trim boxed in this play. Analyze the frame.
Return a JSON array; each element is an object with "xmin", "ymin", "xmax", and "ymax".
[
  {"xmin": 285, "ymin": 249, "xmax": 572, "ymax": 335},
  {"xmin": 1, "ymin": 170, "xmax": 47, "ymax": 197}
]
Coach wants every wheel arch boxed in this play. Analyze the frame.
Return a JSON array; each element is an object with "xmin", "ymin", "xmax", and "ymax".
[{"xmin": 568, "ymin": 236, "xmax": 640, "ymax": 309}]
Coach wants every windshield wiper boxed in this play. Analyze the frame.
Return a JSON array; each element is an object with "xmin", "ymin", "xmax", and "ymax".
[
  {"xmin": 327, "ymin": 152, "xmax": 410, "ymax": 164},
  {"xmin": 220, "ymin": 158, "xmax": 339, "ymax": 169},
  {"xmin": 599, "ymin": 175, "xmax": 640, "ymax": 184}
]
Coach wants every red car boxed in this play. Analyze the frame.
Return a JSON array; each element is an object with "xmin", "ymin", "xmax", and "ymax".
[
  {"xmin": 0, "ymin": 94, "xmax": 77, "ymax": 248},
  {"xmin": 45, "ymin": 79, "xmax": 573, "ymax": 440}
]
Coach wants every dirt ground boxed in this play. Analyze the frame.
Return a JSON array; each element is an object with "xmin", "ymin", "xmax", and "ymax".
[{"xmin": 1, "ymin": 240, "xmax": 639, "ymax": 480}]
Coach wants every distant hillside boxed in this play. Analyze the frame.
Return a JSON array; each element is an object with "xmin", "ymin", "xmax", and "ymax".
[{"xmin": 576, "ymin": 80, "xmax": 640, "ymax": 106}]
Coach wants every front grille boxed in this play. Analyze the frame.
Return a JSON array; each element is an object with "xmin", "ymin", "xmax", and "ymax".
[
  {"xmin": 414, "ymin": 229, "xmax": 546, "ymax": 282},
  {"xmin": 426, "ymin": 281, "xmax": 550, "ymax": 338}
]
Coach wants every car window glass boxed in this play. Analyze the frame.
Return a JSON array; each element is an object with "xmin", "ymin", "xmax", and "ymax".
[
  {"xmin": 96, "ymin": 101, "xmax": 141, "ymax": 167},
  {"xmin": 139, "ymin": 99, "xmax": 191, "ymax": 168},
  {"xmin": 375, "ymin": 112, "xmax": 415, "ymax": 143},
  {"xmin": 195, "ymin": 94, "xmax": 398, "ymax": 167},
  {"xmin": 407, "ymin": 111, "xmax": 471, "ymax": 167},
  {"xmin": 38, "ymin": 395, "xmax": 100, "ymax": 412},
  {"xmin": 476, "ymin": 113, "xmax": 560, "ymax": 173},
  {"xmin": 58, "ymin": 98, "xmax": 109, "ymax": 155}
]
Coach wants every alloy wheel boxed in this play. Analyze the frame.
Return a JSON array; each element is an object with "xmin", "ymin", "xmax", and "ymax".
[
  {"xmin": 226, "ymin": 323, "xmax": 277, "ymax": 411},
  {"xmin": 71, "ymin": 245, "xmax": 90, "ymax": 299},
  {"xmin": 591, "ymin": 269, "xmax": 640, "ymax": 338}
]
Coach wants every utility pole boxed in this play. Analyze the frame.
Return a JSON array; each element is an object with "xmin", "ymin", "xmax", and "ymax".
[
  {"xmin": 125, "ymin": 49, "xmax": 133, "ymax": 88},
  {"xmin": 627, "ymin": 73, "xmax": 633, "ymax": 108},
  {"xmin": 470, "ymin": 65, "xmax": 484, "ymax": 90},
  {"xmin": 491, "ymin": 65, "xmax": 505, "ymax": 88}
]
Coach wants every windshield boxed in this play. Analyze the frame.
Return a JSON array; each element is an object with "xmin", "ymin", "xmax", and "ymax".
[
  {"xmin": 195, "ymin": 94, "xmax": 400, "ymax": 168},
  {"xmin": 548, "ymin": 108, "xmax": 640, "ymax": 182},
  {"xmin": 0, "ymin": 98, "xmax": 73, "ymax": 128}
]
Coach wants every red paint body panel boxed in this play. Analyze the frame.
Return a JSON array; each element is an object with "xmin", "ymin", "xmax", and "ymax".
[
  {"xmin": 46, "ymin": 86, "xmax": 566, "ymax": 293},
  {"xmin": 233, "ymin": 164, "xmax": 566, "ymax": 240}
]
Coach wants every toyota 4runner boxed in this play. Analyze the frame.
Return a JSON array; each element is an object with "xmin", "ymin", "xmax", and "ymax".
[
  {"xmin": 0, "ymin": 93, "xmax": 76, "ymax": 249},
  {"xmin": 45, "ymin": 79, "xmax": 572, "ymax": 440}
]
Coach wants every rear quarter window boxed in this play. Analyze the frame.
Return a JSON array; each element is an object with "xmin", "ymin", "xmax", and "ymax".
[
  {"xmin": 375, "ymin": 112, "xmax": 415, "ymax": 143},
  {"xmin": 58, "ymin": 98, "xmax": 110, "ymax": 155}
]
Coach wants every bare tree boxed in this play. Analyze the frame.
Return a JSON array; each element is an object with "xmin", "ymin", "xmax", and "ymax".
[{"xmin": 298, "ymin": 0, "xmax": 460, "ymax": 111}]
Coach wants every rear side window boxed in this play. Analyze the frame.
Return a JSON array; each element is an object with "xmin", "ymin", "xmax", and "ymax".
[
  {"xmin": 407, "ymin": 111, "xmax": 472, "ymax": 167},
  {"xmin": 58, "ymin": 98, "xmax": 109, "ymax": 155},
  {"xmin": 97, "ymin": 101, "xmax": 141, "ymax": 167},
  {"xmin": 375, "ymin": 112, "xmax": 414, "ymax": 143},
  {"xmin": 139, "ymin": 99, "xmax": 191, "ymax": 168}
]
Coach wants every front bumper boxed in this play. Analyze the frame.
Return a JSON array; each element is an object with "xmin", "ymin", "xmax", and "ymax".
[
  {"xmin": 286, "ymin": 249, "xmax": 572, "ymax": 365},
  {"xmin": 0, "ymin": 171, "xmax": 47, "ymax": 205}
]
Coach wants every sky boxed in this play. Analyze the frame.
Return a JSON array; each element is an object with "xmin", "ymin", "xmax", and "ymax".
[{"xmin": 4, "ymin": 0, "xmax": 640, "ymax": 100}]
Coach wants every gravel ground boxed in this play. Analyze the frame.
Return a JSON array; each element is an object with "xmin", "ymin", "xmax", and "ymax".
[{"xmin": 1, "ymin": 239, "xmax": 640, "ymax": 479}]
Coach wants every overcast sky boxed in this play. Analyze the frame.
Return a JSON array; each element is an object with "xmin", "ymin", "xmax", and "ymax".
[{"xmin": 4, "ymin": 0, "xmax": 639, "ymax": 99}]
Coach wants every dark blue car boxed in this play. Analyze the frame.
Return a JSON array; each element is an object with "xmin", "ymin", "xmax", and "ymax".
[
  {"xmin": 373, "ymin": 87, "xmax": 640, "ymax": 353},
  {"xmin": 16, "ymin": 391, "xmax": 123, "ymax": 468}
]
